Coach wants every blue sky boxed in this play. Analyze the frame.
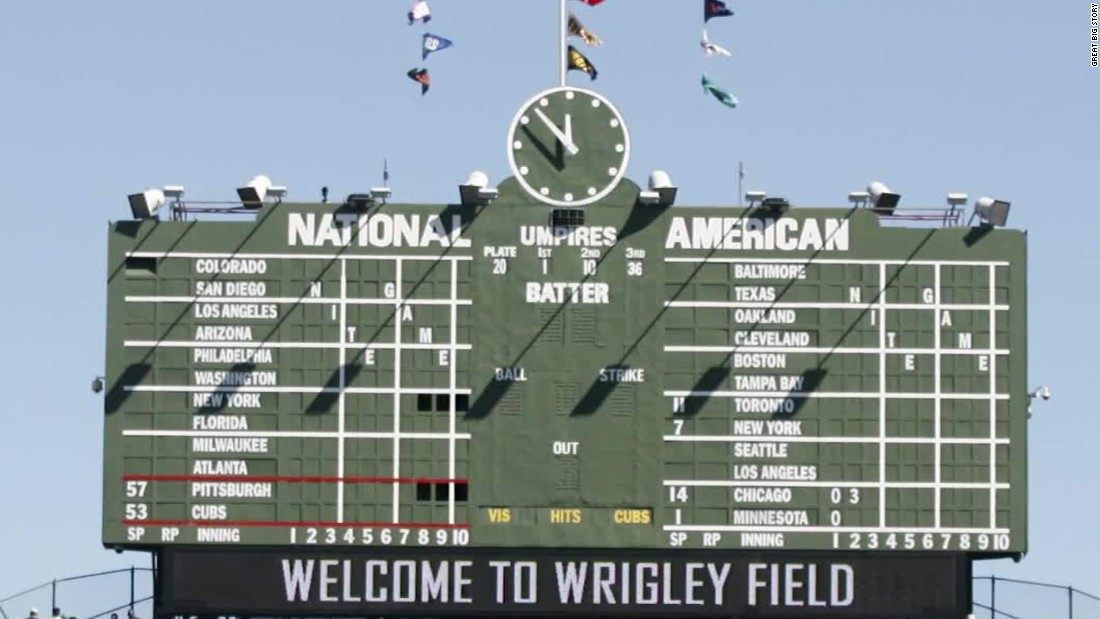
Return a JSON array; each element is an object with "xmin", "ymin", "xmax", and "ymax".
[{"xmin": 0, "ymin": 1, "xmax": 1097, "ymax": 617}]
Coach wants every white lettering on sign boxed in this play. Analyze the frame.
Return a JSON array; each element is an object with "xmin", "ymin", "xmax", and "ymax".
[
  {"xmin": 192, "ymin": 460, "xmax": 249, "ymax": 475},
  {"xmin": 195, "ymin": 259, "xmax": 268, "ymax": 274},
  {"xmin": 194, "ymin": 371, "xmax": 277, "ymax": 386},
  {"xmin": 193, "ymin": 348, "xmax": 273, "ymax": 364},
  {"xmin": 282, "ymin": 560, "xmax": 475, "ymax": 603},
  {"xmin": 731, "ymin": 510, "xmax": 809, "ymax": 526},
  {"xmin": 192, "ymin": 393, "xmax": 262, "ymax": 409},
  {"xmin": 734, "ymin": 287, "xmax": 776, "ymax": 302},
  {"xmin": 732, "ymin": 443, "xmax": 789, "ymax": 458},
  {"xmin": 192, "ymin": 482, "xmax": 273, "ymax": 498},
  {"xmin": 195, "ymin": 326, "xmax": 254, "ymax": 341},
  {"xmin": 735, "ymin": 399, "xmax": 797, "ymax": 414},
  {"xmin": 733, "ymin": 354, "xmax": 787, "ymax": 369},
  {"xmin": 552, "ymin": 442, "xmax": 579, "ymax": 455},
  {"xmin": 747, "ymin": 563, "xmax": 854, "ymax": 607},
  {"xmin": 195, "ymin": 281, "xmax": 268, "ymax": 297},
  {"xmin": 734, "ymin": 376, "xmax": 806, "ymax": 391},
  {"xmin": 519, "ymin": 226, "xmax": 618, "ymax": 247},
  {"xmin": 760, "ymin": 465, "xmax": 817, "ymax": 480},
  {"xmin": 287, "ymin": 213, "xmax": 470, "ymax": 248},
  {"xmin": 733, "ymin": 309, "xmax": 796, "ymax": 324},
  {"xmin": 665, "ymin": 217, "xmax": 849, "ymax": 251},
  {"xmin": 191, "ymin": 437, "xmax": 269, "ymax": 453},
  {"xmin": 740, "ymin": 533, "xmax": 786, "ymax": 548},
  {"xmin": 553, "ymin": 562, "xmax": 731, "ymax": 606},
  {"xmin": 196, "ymin": 528, "xmax": 241, "ymax": 542},
  {"xmin": 193, "ymin": 415, "xmax": 249, "ymax": 430},
  {"xmin": 733, "ymin": 488, "xmax": 793, "ymax": 504},
  {"xmin": 733, "ymin": 332, "xmax": 810, "ymax": 347},
  {"xmin": 483, "ymin": 246, "xmax": 517, "ymax": 258},
  {"xmin": 193, "ymin": 303, "xmax": 278, "ymax": 319},
  {"xmin": 598, "ymin": 367, "xmax": 646, "ymax": 382},
  {"xmin": 494, "ymin": 367, "xmax": 528, "ymax": 382},
  {"xmin": 734, "ymin": 264, "xmax": 807, "ymax": 280},
  {"xmin": 525, "ymin": 282, "xmax": 609, "ymax": 304},
  {"xmin": 732, "ymin": 420, "xmax": 803, "ymax": 436},
  {"xmin": 192, "ymin": 505, "xmax": 228, "ymax": 520}
]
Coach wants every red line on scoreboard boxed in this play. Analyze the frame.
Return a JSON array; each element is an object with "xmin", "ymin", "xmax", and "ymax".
[
  {"xmin": 123, "ymin": 474, "xmax": 469, "ymax": 484},
  {"xmin": 122, "ymin": 520, "xmax": 470, "ymax": 528}
]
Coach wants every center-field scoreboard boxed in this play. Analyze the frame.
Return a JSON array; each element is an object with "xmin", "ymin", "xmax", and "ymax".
[{"xmin": 102, "ymin": 86, "xmax": 1026, "ymax": 618}]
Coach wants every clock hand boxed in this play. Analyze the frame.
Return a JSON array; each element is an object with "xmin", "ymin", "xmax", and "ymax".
[{"xmin": 534, "ymin": 108, "xmax": 579, "ymax": 156}]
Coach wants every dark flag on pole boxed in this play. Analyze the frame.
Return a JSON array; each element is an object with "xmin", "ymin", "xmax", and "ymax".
[
  {"xmin": 421, "ymin": 32, "xmax": 454, "ymax": 60},
  {"xmin": 568, "ymin": 13, "xmax": 603, "ymax": 46},
  {"xmin": 574, "ymin": 0, "xmax": 607, "ymax": 6},
  {"xmin": 704, "ymin": 0, "xmax": 734, "ymax": 22},
  {"xmin": 407, "ymin": 68, "xmax": 431, "ymax": 94},
  {"xmin": 702, "ymin": 73, "xmax": 738, "ymax": 108},
  {"xmin": 567, "ymin": 45, "xmax": 599, "ymax": 80}
]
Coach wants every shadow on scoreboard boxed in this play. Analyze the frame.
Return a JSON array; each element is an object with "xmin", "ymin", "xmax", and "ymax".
[
  {"xmin": 308, "ymin": 363, "xmax": 364, "ymax": 414},
  {"xmin": 675, "ymin": 367, "xmax": 827, "ymax": 418},
  {"xmin": 105, "ymin": 363, "xmax": 152, "ymax": 414}
]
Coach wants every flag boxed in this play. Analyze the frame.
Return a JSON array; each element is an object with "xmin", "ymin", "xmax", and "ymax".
[
  {"xmin": 704, "ymin": 0, "xmax": 734, "ymax": 22},
  {"xmin": 422, "ymin": 33, "xmax": 454, "ymax": 60},
  {"xmin": 701, "ymin": 73, "xmax": 738, "ymax": 108},
  {"xmin": 568, "ymin": 13, "xmax": 603, "ymax": 46},
  {"xmin": 574, "ymin": 0, "xmax": 607, "ymax": 6},
  {"xmin": 567, "ymin": 45, "xmax": 598, "ymax": 80},
  {"xmin": 408, "ymin": 68, "xmax": 431, "ymax": 95},
  {"xmin": 700, "ymin": 30, "xmax": 731, "ymax": 57},
  {"xmin": 408, "ymin": 0, "xmax": 431, "ymax": 25}
]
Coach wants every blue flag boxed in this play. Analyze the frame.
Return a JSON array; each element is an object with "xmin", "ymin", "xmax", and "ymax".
[
  {"xmin": 422, "ymin": 33, "xmax": 454, "ymax": 60},
  {"xmin": 704, "ymin": 0, "xmax": 734, "ymax": 22},
  {"xmin": 702, "ymin": 73, "xmax": 738, "ymax": 108}
]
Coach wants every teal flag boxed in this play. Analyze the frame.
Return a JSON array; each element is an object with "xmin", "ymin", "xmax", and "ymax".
[{"xmin": 701, "ymin": 73, "xmax": 738, "ymax": 108}]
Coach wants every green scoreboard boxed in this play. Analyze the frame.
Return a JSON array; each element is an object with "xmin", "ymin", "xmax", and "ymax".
[{"xmin": 104, "ymin": 190, "xmax": 1027, "ymax": 557}]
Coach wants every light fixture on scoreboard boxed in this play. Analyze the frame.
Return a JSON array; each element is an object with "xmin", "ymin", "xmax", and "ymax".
[
  {"xmin": 637, "ymin": 170, "xmax": 678, "ymax": 207},
  {"xmin": 947, "ymin": 192, "xmax": 970, "ymax": 207},
  {"xmin": 868, "ymin": 181, "xmax": 901, "ymax": 214},
  {"xmin": 760, "ymin": 196, "xmax": 791, "ymax": 216},
  {"xmin": 459, "ymin": 170, "xmax": 499, "ymax": 206},
  {"xmin": 973, "ymin": 196, "xmax": 1012, "ymax": 227},
  {"xmin": 745, "ymin": 190, "xmax": 767, "ymax": 207},
  {"xmin": 236, "ymin": 174, "xmax": 287, "ymax": 209},
  {"xmin": 848, "ymin": 191, "xmax": 870, "ymax": 207},
  {"xmin": 127, "ymin": 185, "xmax": 182, "ymax": 220}
]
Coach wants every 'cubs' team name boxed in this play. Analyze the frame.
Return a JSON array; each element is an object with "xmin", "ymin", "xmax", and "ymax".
[
  {"xmin": 194, "ymin": 348, "xmax": 273, "ymax": 364},
  {"xmin": 288, "ymin": 213, "xmax": 470, "ymax": 248},
  {"xmin": 192, "ymin": 460, "xmax": 249, "ymax": 475},
  {"xmin": 526, "ymin": 282, "xmax": 610, "ymax": 304},
  {"xmin": 192, "ymin": 482, "xmax": 272, "ymax": 498},
  {"xmin": 733, "ymin": 443, "xmax": 789, "ymax": 458},
  {"xmin": 732, "ymin": 510, "xmax": 810, "ymax": 526},
  {"xmin": 733, "ymin": 331, "xmax": 811, "ymax": 347},
  {"xmin": 192, "ymin": 437, "xmax": 270, "ymax": 453},
  {"xmin": 194, "ymin": 303, "xmax": 278, "ymax": 319},
  {"xmin": 735, "ymin": 264, "xmax": 808, "ymax": 280},
  {"xmin": 519, "ymin": 226, "xmax": 618, "ymax": 247},
  {"xmin": 665, "ymin": 217, "xmax": 850, "ymax": 251},
  {"xmin": 195, "ymin": 326, "xmax": 254, "ymax": 341},
  {"xmin": 193, "ymin": 415, "xmax": 249, "ymax": 430},
  {"xmin": 194, "ymin": 371, "xmax": 277, "ymax": 386}
]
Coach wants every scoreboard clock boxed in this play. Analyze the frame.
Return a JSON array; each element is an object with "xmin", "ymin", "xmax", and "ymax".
[{"xmin": 507, "ymin": 86, "xmax": 630, "ymax": 207}]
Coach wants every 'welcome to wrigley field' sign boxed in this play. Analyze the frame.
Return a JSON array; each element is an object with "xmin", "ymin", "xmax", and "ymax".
[{"xmin": 104, "ymin": 183, "xmax": 1024, "ymax": 618}]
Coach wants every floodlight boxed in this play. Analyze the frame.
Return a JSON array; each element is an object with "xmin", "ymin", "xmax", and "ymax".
[
  {"xmin": 848, "ymin": 191, "xmax": 870, "ymax": 207},
  {"xmin": 745, "ymin": 190, "xmax": 766, "ymax": 206},
  {"xmin": 237, "ymin": 174, "xmax": 287, "ymax": 208},
  {"xmin": 370, "ymin": 187, "xmax": 392, "ymax": 202},
  {"xmin": 163, "ymin": 186, "xmax": 186, "ymax": 200},
  {"xmin": 128, "ymin": 188, "xmax": 166, "ymax": 219},
  {"xmin": 974, "ymin": 196, "xmax": 1011, "ymax": 227},
  {"xmin": 91, "ymin": 376, "xmax": 105, "ymax": 394},
  {"xmin": 459, "ymin": 170, "xmax": 498, "ymax": 206},
  {"xmin": 868, "ymin": 181, "xmax": 901, "ymax": 214},
  {"xmin": 638, "ymin": 170, "xmax": 678, "ymax": 206},
  {"xmin": 947, "ymin": 193, "xmax": 969, "ymax": 207}
]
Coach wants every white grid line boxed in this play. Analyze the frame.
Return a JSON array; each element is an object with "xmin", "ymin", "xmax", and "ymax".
[
  {"xmin": 934, "ymin": 264, "xmax": 942, "ymax": 528},
  {"xmin": 392, "ymin": 259, "xmax": 403, "ymax": 524},
  {"xmin": 663, "ymin": 480, "xmax": 1010, "ymax": 489},
  {"xmin": 663, "ymin": 525, "xmax": 1011, "ymax": 534},
  {"xmin": 448, "ymin": 259, "xmax": 458, "ymax": 525},
  {"xmin": 663, "ymin": 390, "xmax": 1009, "ymax": 400},
  {"xmin": 665, "ymin": 257, "xmax": 1010, "ymax": 266},
  {"xmin": 665, "ymin": 301, "xmax": 1008, "ymax": 311},
  {"xmin": 124, "ymin": 385, "xmax": 472, "ymax": 394},
  {"xmin": 336, "ymin": 259, "xmax": 347, "ymax": 523},
  {"xmin": 125, "ymin": 341, "xmax": 471, "ymax": 351},
  {"xmin": 123, "ymin": 429, "xmax": 472, "ymax": 439},
  {"xmin": 664, "ymin": 346, "xmax": 1008, "ymax": 355},
  {"xmin": 664, "ymin": 435, "xmax": 1010, "ymax": 445},
  {"xmin": 879, "ymin": 262, "xmax": 887, "ymax": 528},
  {"xmin": 125, "ymin": 296, "xmax": 472, "ymax": 306},
  {"xmin": 989, "ymin": 264, "xmax": 998, "ymax": 529},
  {"xmin": 126, "ymin": 251, "xmax": 473, "ymax": 262}
]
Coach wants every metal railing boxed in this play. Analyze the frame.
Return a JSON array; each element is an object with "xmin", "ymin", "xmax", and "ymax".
[
  {"xmin": 974, "ymin": 576, "xmax": 1100, "ymax": 619},
  {"xmin": 0, "ymin": 567, "xmax": 153, "ymax": 619}
]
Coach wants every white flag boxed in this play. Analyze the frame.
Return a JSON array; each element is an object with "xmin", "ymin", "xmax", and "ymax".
[
  {"xmin": 701, "ymin": 30, "xmax": 732, "ymax": 57},
  {"xmin": 408, "ymin": 0, "xmax": 431, "ymax": 25}
]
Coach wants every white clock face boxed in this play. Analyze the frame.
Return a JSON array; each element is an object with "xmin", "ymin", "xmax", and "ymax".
[{"xmin": 507, "ymin": 87, "xmax": 630, "ymax": 207}]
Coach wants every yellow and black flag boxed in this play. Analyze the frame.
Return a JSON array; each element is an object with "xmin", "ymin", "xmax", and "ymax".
[
  {"xmin": 568, "ymin": 13, "xmax": 603, "ymax": 46},
  {"xmin": 567, "ymin": 45, "xmax": 599, "ymax": 80}
]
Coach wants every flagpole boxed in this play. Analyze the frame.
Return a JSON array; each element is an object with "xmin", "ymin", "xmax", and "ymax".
[{"xmin": 559, "ymin": 0, "xmax": 567, "ymax": 86}]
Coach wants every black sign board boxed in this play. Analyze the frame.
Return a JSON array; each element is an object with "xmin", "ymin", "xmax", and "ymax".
[{"xmin": 157, "ymin": 547, "xmax": 970, "ymax": 618}]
